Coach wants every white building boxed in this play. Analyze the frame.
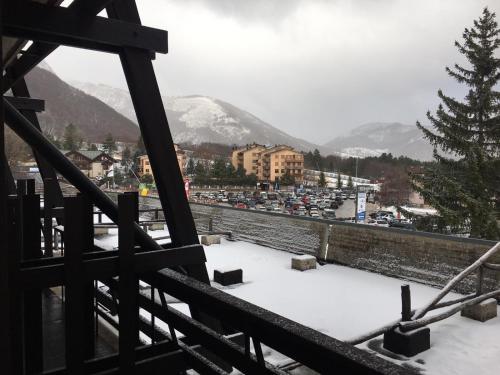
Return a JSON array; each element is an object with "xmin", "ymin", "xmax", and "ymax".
[{"xmin": 303, "ymin": 169, "xmax": 380, "ymax": 190}]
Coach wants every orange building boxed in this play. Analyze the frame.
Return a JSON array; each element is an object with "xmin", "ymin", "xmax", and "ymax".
[
  {"xmin": 231, "ymin": 144, "xmax": 304, "ymax": 183},
  {"xmin": 138, "ymin": 144, "xmax": 187, "ymax": 178}
]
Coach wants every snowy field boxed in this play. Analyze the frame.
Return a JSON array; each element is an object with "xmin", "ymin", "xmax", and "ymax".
[{"xmin": 95, "ymin": 222, "xmax": 499, "ymax": 375}]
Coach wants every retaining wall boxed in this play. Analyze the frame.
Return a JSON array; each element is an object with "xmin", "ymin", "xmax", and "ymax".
[{"xmin": 189, "ymin": 202, "xmax": 499, "ymax": 294}]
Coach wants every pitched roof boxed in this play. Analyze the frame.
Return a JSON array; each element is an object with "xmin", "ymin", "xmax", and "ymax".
[{"xmin": 63, "ymin": 150, "xmax": 115, "ymax": 162}]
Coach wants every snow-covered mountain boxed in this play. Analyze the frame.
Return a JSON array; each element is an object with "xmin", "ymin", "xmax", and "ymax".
[
  {"xmin": 71, "ymin": 81, "xmax": 322, "ymax": 152},
  {"xmin": 25, "ymin": 68, "xmax": 140, "ymax": 142},
  {"xmin": 323, "ymin": 122, "xmax": 434, "ymax": 160}
]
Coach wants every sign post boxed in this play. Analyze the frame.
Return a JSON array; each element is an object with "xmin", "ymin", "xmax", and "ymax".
[{"xmin": 356, "ymin": 191, "xmax": 366, "ymax": 223}]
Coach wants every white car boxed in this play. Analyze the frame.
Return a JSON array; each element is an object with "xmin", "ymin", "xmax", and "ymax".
[{"xmin": 375, "ymin": 220, "xmax": 390, "ymax": 227}]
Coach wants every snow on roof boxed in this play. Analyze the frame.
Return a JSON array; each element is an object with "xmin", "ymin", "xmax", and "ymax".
[
  {"xmin": 94, "ymin": 225, "xmax": 500, "ymax": 374},
  {"xmin": 200, "ymin": 239, "xmax": 500, "ymax": 374}
]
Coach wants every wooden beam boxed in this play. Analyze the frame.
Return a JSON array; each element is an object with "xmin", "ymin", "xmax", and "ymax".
[
  {"xmin": 4, "ymin": 96, "xmax": 45, "ymax": 112},
  {"xmin": 3, "ymin": 2, "xmax": 168, "ymax": 54},
  {"xmin": 2, "ymin": 0, "xmax": 114, "ymax": 93},
  {"xmin": 19, "ymin": 244, "xmax": 207, "ymax": 289},
  {"xmin": 118, "ymin": 193, "xmax": 139, "ymax": 371}
]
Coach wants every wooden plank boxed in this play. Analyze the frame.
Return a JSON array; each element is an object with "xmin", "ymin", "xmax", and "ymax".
[
  {"xmin": 0, "ymin": 18, "xmax": 11, "ymax": 369},
  {"xmin": 19, "ymin": 245, "xmax": 207, "ymax": 289},
  {"xmin": 118, "ymin": 193, "xmax": 139, "ymax": 371},
  {"xmin": 64, "ymin": 196, "xmax": 86, "ymax": 375},
  {"xmin": 79, "ymin": 194, "xmax": 96, "ymax": 359},
  {"xmin": 21, "ymin": 193, "xmax": 44, "ymax": 373},
  {"xmin": 6, "ymin": 196, "xmax": 24, "ymax": 373}
]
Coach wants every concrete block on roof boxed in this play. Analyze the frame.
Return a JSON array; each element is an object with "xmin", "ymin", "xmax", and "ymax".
[
  {"xmin": 291, "ymin": 254, "xmax": 316, "ymax": 271},
  {"xmin": 201, "ymin": 235, "xmax": 221, "ymax": 246},
  {"xmin": 94, "ymin": 227, "xmax": 109, "ymax": 235},
  {"xmin": 149, "ymin": 223, "xmax": 164, "ymax": 231},
  {"xmin": 461, "ymin": 298, "xmax": 498, "ymax": 322}
]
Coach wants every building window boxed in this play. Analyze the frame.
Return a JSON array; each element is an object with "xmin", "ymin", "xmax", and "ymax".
[
  {"xmin": 281, "ymin": 169, "xmax": 285, "ymax": 173},
  {"xmin": 275, "ymin": 169, "xmax": 279, "ymax": 173},
  {"xmin": 275, "ymin": 162, "xmax": 278, "ymax": 166}
]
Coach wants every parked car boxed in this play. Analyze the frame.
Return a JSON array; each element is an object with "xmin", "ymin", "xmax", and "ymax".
[
  {"xmin": 375, "ymin": 220, "xmax": 389, "ymax": 227},
  {"xmin": 329, "ymin": 201, "xmax": 339, "ymax": 209},
  {"xmin": 389, "ymin": 219, "xmax": 416, "ymax": 230},
  {"xmin": 323, "ymin": 209, "xmax": 336, "ymax": 220}
]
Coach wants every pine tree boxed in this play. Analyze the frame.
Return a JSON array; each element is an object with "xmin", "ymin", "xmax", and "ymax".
[
  {"xmin": 63, "ymin": 123, "xmax": 79, "ymax": 151},
  {"xmin": 236, "ymin": 165, "xmax": 246, "ymax": 178},
  {"xmin": 312, "ymin": 149, "xmax": 322, "ymax": 170},
  {"xmin": 318, "ymin": 171, "xmax": 327, "ymax": 188},
  {"xmin": 411, "ymin": 8, "xmax": 500, "ymax": 240},
  {"xmin": 281, "ymin": 170, "xmax": 295, "ymax": 186},
  {"xmin": 136, "ymin": 135, "xmax": 146, "ymax": 154},
  {"xmin": 194, "ymin": 160, "xmax": 206, "ymax": 177},
  {"xmin": 186, "ymin": 158, "xmax": 195, "ymax": 175},
  {"xmin": 336, "ymin": 173, "xmax": 342, "ymax": 189},
  {"xmin": 103, "ymin": 133, "xmax": 117, "ymax": 154},
  {"xmin": 121, "ymin": 146, "xmax": 131, "ymax": 165},
  {"xmin": 347, "ymin": 176, "xmax": 353, "ymax": 189}
]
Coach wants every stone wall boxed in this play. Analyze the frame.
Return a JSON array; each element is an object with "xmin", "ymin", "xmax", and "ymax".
[
  {"xmin": 190, "ymin": 203, "xmax": 329, "ymax": 255},
  {"xmin": 189, "ymin": 202, "xmax": 499, "ymax": 294},
  {"xmin": 323, "ymin": 223, "xmax": 499, "ymax": 294}
]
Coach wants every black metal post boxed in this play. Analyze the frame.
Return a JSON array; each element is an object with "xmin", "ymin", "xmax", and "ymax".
[{"xmin": 401, "ymin": 285, "xmax": 412, "ymax": 322}]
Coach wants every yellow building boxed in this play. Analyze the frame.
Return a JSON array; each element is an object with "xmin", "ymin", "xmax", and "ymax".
[
  {"xmin": 138, "ymin": 144, "xmax": 187, "ymax": 178},
  {"xmin": 231, "ymin": 144, "xmax": 304, "ymax": 183},
  {"xmin": 231, "ymin": 143, "xmax": 267, "ymax": 175},
  {"xmin": 257, "ymin": 145, "xmax": 304, "ymax": 183}
]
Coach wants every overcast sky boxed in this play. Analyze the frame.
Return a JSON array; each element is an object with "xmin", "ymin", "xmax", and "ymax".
[{"xmin": 47, "ymin": 0, "xmax": 499, "ymax": 144}]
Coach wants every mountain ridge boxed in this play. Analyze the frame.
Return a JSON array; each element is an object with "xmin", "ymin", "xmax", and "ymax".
[
  {"xmin": 71, "ymin": 80, "xmax": 328, "ymax": 153},
  {"xmin": 31, "ymin": 65, "xmax": 433, "ymax": 160},
  {"xmin": 25, "ymin": 67, "xmax": 140, "ymax": 142},
  {"xmin": 323, "ymin": 122, "xmax": 434, "ymax": 160}
]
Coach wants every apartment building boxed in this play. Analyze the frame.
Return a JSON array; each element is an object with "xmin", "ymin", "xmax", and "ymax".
[
  {"xmin": 231, "ymin": 144, "xmax": 304, "ymax": 183},
  {"xmin": 138, "ymin": 144, "xmax": 187, "ymax": 178},
  {"xmin": 231, "ymin": 143, "xmax": 267, "ymax": 175},
  {"xmin": 257, "ymin": 145, "xmax": 304, "ymax": 183}
]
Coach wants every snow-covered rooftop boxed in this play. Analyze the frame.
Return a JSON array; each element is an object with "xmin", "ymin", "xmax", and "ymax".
[{"xmin": 95, "ymin": 222, "xmax": 500, "ymax": 374}]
